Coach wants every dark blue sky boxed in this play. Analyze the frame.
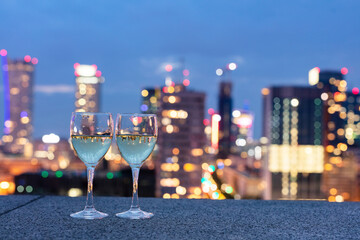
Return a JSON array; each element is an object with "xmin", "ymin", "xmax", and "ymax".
[{"xmin": 1, "ymin": 0, "xmax": 360, "ymax": 139}]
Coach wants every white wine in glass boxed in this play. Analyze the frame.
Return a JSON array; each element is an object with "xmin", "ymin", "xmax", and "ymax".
[
  {"xmin": 115, "ymin": 114, "xmax": 157, "ymax": 219},
  {"xmin": 70, "ymin": 112, "xmax": 113, "ymax": 220}
]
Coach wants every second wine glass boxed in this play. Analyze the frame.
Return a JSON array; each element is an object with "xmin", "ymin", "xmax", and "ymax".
[{"xmin": 115, "ymin": 113, "xmax": 158, "ymax": 219}]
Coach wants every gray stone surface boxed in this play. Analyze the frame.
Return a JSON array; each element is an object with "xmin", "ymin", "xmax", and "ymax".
[
  {"xmin": 0, "ymin": 196, "xmax": 360, "ymax": 239},
  {"xmin": 0, "ymin": 195, "xmax": 40, "ymax": 215}
]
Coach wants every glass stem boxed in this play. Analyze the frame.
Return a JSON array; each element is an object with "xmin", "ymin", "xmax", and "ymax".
[
  {"xmin": 85, "ymin": 167, "xmax": 95, "ymax": 210},
  {"xmin": 130, "ymin": 167, "xmax": 140, "ymax": 210}
]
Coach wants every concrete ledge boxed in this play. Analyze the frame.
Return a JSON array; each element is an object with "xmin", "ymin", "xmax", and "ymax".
[
  {"xmin": 1, "ymin": 196, "xmax": 360, "ymax": 239},
  {"xmin": 0, "ymin": 195, "xmax": 40, "ymax": 215}
]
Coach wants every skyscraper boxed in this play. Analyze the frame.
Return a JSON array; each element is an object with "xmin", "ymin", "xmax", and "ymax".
[
  {"xmin": 1, "ymin": 50, "xmax": 36, "ymax": 156},
  {"xmin": 314, "ymin": 69, "xmax": 359, "ymax": 201},
  {"xmin": 157, "ymin": 84, "xmax": 206, "ymax": 198},
  {"xmin": 218, "ymin": 81, "xmax": 233, "ymax": 158},
  {"xmin": 262, "ymin": 86, "xmax": 324, "ymax": 200},
  {"xmin": 74, "ymin": 64, "xmax": 103, "ymax": 112}
]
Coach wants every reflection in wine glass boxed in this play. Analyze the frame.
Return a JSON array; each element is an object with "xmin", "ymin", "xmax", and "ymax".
[
  {"xmin": 115, "ymin": 114, "xmax": 157, "ymax": 219},
  {"xmin": 70, "ymin": 112, "xmax": 113, "ymax": 219}
]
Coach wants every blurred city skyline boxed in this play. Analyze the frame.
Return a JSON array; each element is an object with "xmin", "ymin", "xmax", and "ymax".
[{"xmin": 1, "ymin": 0, "xmax": 360, "ymax": 139}]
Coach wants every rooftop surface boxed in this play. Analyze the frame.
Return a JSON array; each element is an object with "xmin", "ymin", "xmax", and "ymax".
[{"xmin": 1, "ymin": 196, "xmax": 360, "ymax": 239}]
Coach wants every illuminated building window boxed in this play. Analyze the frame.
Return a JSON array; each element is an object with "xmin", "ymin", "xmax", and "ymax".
[
  {"xmin": 150, "ymin": 96, "xmax": 157, "ymax": 103},
  {"xmin": 290, "ymin": 98, "xmax": 299, "ymax": 107},
  {"xmin": 183, "ymin": 163, "xmax": 196, "ymax": 172},
  {"xmin": 89, "ymin": 88, "xmax": 96, "ymax": 95},
  {"xmin": 21, "ymin": 117, "xmax": 30, "ymax": 124},
  {"xmin": 160, "ymin": 178, "xmax": 180, "ymax": 187},
  {"xmin": 176, "ymin": 186, "xmax": 186, "ymax": 195},
  {"xmin": 168, "ymin": 86, "xmax": 174, "ymax": 93},
  {"xmin": 328, "ymin": 122, "xmax": 335, "ymax": 131},
  {"xmin": 191, "ymin": 149, "xmax": 203, "ymax": 156},
  {"xmin": 78, "ymin": 98, "xmax": 86, "ymax": 106},
  {"xmin": 10, "ymin": 88, "xmax": 20, "ymax": 95},
  {"xmin": 79, "ymin": 88, "xmax": 86, "ymax": 95},
  {"xmin": 327, "ymin": 133, "xmax": 335, "ymax": 141},
  {"xmin": 261, "ymin": 88, "xmax": 270, "ymax": 95},
  {"xmin": 21, "ymin": 74, "xmax": 30, "ymax": 81},
  {"xmin": 89, "ymin": 101, "xmax": 96, "ymax": 108},
  {"xmin": 337, "ymin": 128, "xmax": 345, "ymax": 136},
  {"xmin": 21, "ymin": 96, "xmax": 29, "ymax": 103},
  {"xmin": 161, "ymin": 118, "xmax": 171, "ymax": 125},
  {"xmin": 172, "ymin": 148, "xmax": 180, "ymax": 155},
  {"xmin": 141, "ymin": 89, "xmax": 149, "ymax": 97},
  {"xmin": 163, "ymin": 193, "xmax": 171, "ymax": 199},
  {"xmin": 166, "ymin": 125, "xmax": 174, "ymax": 134},
  {"xmin": 22, "ymin": 81, "xmax": 29, "ymax": 88},
  {"xmin": 2, "ymin": 135, "xmax": 13, "ymax": 142}
]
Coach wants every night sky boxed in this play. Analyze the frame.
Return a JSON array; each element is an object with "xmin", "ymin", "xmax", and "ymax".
[{"xmin": 0, "ymin": 0, "xmax": 359, "ymax": 139}]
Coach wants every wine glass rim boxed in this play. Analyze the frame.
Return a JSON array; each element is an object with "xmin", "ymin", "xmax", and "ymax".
[
  {"xmin": 117, "ymin": 113, "xmax": 157, "ymax": 117},
  {"xmin": 72, "ymin": 112, "xmax": 112, "ymax": 116}
]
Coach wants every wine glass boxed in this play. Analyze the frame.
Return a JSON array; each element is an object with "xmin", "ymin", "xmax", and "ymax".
[
  {"xmin": 70, "ymin": 112, "xmax": 113, "ymax": 219},
  {"xmin": 115, "ymin": 113, "xmax": 158, "ymax": 219}
]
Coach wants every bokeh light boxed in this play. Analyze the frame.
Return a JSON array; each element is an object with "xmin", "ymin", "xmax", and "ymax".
[
  {"xmin": 341, "ymin": 67, "xmax": 348, "ymax": 75},
  {"xmin": 165, "ymin": 64, "xmax": 173, "ymax": 72}
]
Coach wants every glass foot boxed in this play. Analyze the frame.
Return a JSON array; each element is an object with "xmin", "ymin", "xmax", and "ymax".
[
  {"xmin": 116, "ymin": 208, "xmax": 153, "ymax": 219},
  {"xmin": 70, "ymin": 208, "xmax": 108, "ymax": 220}
]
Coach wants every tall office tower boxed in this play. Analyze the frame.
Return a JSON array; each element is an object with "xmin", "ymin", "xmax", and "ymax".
[
  {"xmin": 157, "ymin": 84, "xmax": 206, "ymax": 199},
  {"xmin": 310, "ymin": 68, "xmax": 359, "ymax": 201},
  {"xmin": 1, "ymin": 50, "xmax": 37, "ymax": 156},
  {"xmin": 74, "ymin": 64, "xmax": 103, "ymax": 112},
  {"xmin": 140, "ymin": 88, "xmax": 161, "ymax": 114},
  {"xmin": 218, "ymin": 82, "xmax": 233, "ymax": 158},
  {"xmin": 262, "ymin": 86, "xmax": 324, "ymax": 200}
]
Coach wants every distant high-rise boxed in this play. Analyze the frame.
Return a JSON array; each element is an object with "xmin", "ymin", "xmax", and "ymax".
[
  {"xmin": 157, "ymin": 84, "xmax": 206, "ymax": 199},
  {"xmin": 74, "ymin": 64, "xmax": 103, "ymax": 112},
  {"xmin": 262, "ymin": 86, "xmax": 324, "ymax": 200},
  {"xmin": 218, "ymin": 81, "xmax": 233, "ymax": 158},
  {"xmin": 315, "ymin": 69, "xmax": 359, "ymax": 201},
  {"xmin": 1, "ymin": 50, "xmax": 36, "ymax": 156}
]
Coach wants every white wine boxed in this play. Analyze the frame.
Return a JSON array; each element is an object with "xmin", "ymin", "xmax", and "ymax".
[
  {"xmin": 116, "ymin": 134, "xmax": 157, "ymax": 167},
  {"xmin": 71, "ymin": 135, "xmax": 112, "ymax": 168}
]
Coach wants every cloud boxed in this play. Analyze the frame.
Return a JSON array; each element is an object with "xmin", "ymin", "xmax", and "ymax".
[
  {"xmin": 231, "ymin": 56, "xmax": 245, "ymax": 65},
  {"xmin": 139, "ymin": 57, "xmax": 182, "ymax": 74},
  {"xmin": 34, "ymin": 85, "xmax": 74, "ymax": 94}
]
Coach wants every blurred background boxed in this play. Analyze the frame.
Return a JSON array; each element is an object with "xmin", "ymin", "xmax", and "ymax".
[{"xmin": 0, "ymin": 0, "xmax": 360, "ymax": 201}]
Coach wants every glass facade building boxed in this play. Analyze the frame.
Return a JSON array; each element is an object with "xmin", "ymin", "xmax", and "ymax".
[
  {"xmin": 1, "ymin": 53, "xmax": 36, "ymax": 156},
  {"xmin": 74, "ymin": 64, "xmax": 103, "ymax": 113},
  {"xmin": 262, "ymin": 86, "xmax": 324, "ymax": 199}
]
